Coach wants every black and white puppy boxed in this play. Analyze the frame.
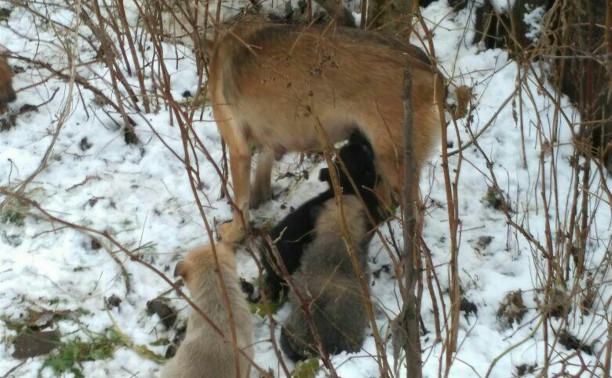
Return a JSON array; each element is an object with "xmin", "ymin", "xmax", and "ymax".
[
  {"xmin": 279, "ymin": 192, "xmax": 374, "ymax": 361},
  {"xmin": 259, "ymin": 130, "xmax": 382, "ymax": 302}
]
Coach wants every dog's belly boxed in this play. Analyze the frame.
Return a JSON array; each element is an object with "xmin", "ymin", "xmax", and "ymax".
[{"xmin": 241, "ymin": 102, "xmax": 356, "ymax": 154}]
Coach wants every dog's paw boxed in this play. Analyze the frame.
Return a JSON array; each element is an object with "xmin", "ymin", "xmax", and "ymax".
[{"xmin": 219, "ymin": 221, "xmax": 246, "ymax": 243}]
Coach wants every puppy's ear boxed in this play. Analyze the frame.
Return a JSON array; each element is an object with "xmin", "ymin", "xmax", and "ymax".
[
  {"xmin": 319, "ymin": 168, "xmax": 330, "ymax": 183},
  {"xmin": 174, "ymin": 260, "xmax": 191, "ymax": 280}
]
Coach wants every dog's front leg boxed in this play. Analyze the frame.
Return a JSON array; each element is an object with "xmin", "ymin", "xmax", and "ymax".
[
  {"xmin": 220, "ymin": 152, "xmax": 251, "ymax": 242},
  {"xmin": 219, "ymin": 129, "xmax": 252, "ymax": 243}
]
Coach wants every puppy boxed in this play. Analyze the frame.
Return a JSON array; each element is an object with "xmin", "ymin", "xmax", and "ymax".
[
  {"xmin": 0, "ymin": 54, "xmax": 16, "ymax": 109},
  {"xmin": 162, "ymin": 242, "xmax": 253, "ymax": 378},
  {"xmin": 205, "ymin": 23, "xmax": 445, "ymax": 241},
  {"xmin": 280, "ymin": 195, "xmax": 373, "ymax": 361},
  {"xmin": 260, "ymin": 130, "xmax": 382, "ymax": 302}
]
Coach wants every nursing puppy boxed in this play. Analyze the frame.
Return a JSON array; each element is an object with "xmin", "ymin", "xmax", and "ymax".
[
  {"xmin": 280, "ymin": 194, "xmax": 373, "ymax": 361},
  {"xmin": 162, "ymin": 243, "xmax": 253, "ymax": 378},
  {"xmin": 260, "ymin": 130, "xmax": 382, "ymax": 302},
  {"xmin": 206, "ymin": 23, "xmax": 444, "ymax": 242}
]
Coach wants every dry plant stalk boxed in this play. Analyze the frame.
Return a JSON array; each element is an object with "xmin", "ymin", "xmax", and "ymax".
[
  {"xmin": 391, "ymin": 66, "xmax": 422, "ymax": 378},
  {"xmin": 413, "ymin": 12, "xmax": 462, "ymax": 376}
]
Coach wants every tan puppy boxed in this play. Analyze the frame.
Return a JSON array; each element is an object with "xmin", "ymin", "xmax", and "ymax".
[
  {"xmin": 161, "ymin": 242, "xmax": 253, "ymax": 378},
  {"xmin": 0, "ymin": 54, "xmax": 16, "ymax": 109},
  {"xmin": 206, "ymin": 23, "xmax": 445, "ymax": 242}
]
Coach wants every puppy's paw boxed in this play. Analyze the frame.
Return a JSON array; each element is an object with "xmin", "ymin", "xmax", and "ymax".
[{"xmin": 219, "ymin": 221, "xmax": 246, "ymax": 243}]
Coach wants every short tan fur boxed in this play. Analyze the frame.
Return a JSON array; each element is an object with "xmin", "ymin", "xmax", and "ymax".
[
  {"xmin": 161, "ymin": 242, "xmax": 253, "ymax": 378},
  {"xmin": 207, "ymin": 23, "xmax": 444, "ymax": 241}
]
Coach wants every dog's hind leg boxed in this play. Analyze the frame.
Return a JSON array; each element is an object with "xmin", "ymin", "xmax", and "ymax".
[{"xmin": 251, "ymin": 148, "xmax": 275, "ymax": 208}]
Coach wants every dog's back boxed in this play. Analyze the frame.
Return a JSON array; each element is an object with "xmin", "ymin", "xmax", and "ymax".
[
  {"xmin": 209, "ymin": 23, "xmax": 442, "ymax": 186},
  {"xmin": 162, "ymin": 243, "xmax": 253, "ymax": 378}
]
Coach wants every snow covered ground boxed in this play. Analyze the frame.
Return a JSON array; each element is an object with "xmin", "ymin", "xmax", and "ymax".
[{"xmin": 0, "ymin": 1, "xmax": 610, "ymax": 377}]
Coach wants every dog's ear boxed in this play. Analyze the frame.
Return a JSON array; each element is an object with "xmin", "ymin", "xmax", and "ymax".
[
  {"xmin": 319, "ymin": 167, "xmax": 330, "ymax": 184},
  {"xmin": 174, "ymin": 259, "xmax": 192, "ymax": 280}
]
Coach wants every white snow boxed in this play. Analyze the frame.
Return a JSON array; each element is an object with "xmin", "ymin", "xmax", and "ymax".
[{"xmin": 1, "ymin": 1, "xmax": 610, "ymax": 378}]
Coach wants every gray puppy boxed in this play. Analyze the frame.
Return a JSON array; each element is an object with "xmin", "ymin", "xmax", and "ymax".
[
  {"xmin": 162, "ymin": 242, "xmax": 253, "ymax": 378},
  {"xmin": 280, "ymin": 195, "xmax": 373, "ymax": 361}
]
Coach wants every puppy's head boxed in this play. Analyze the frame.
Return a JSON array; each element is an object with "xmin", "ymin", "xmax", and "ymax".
[
  {"xmin": 319, "ymin": 130, "xmax": 377, "ymax": 194},
  {"xmin": 0, "ymin": 54, "xmax": 16, "ymax": 105},
  {"xmin": 174, "ymin": 242, "xmax": 236, "ymax": 292}
]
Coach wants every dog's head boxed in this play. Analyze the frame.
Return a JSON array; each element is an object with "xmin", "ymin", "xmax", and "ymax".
[
  {"xmin": 319, "ymin": 130, "xmax": 377, "ymax": 194},
  {"xmin": 174, "ymin": 242, "xmax": 236, "ymax": 292}
]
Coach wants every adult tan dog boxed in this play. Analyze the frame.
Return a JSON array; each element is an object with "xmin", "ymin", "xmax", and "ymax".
[
  {"xmin": 206, "ymin": 23, "xmax": 444, "ymax": 242},
  {"xmin": 161, "ymin": 242, "xmax": 253, "ymax": 378}
]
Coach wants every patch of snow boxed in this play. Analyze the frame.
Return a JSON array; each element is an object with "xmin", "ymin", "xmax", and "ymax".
[{"xmin": 0, "ymin": 1, "xmax": 610, "ymax": 378}]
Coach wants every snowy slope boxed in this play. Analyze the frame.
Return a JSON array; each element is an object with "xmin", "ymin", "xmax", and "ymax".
[{"xmin": 1, "ymin": 1, "xmax": 610, "ymax": 377}]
